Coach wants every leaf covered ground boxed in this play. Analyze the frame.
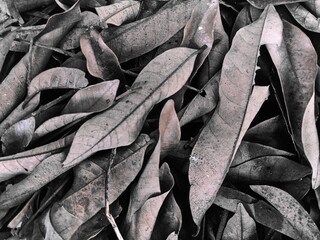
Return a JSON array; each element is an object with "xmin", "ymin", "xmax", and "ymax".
[{"xmin": 0, "ymin": 0, "xmax": 320, "ymax": 239}]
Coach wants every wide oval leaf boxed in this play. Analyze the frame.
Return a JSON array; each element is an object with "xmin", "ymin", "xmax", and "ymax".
[{"xmin": 63, "ymin": 47, "xmax": 198, "ymax": 167}]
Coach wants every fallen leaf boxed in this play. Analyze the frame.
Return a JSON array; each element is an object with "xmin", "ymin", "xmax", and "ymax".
[
  {"xmin": 251, "ymin": 185, "xmax": 320, "ymax": 239},
  {"xmin": 95, "ymin": 0, "xmax": 140, "ymax": 27},
  {"xmin": 305, "ymin": 0, "xmax": 320, "ymax": 17},
  {"xmin": 1, "ymin": 117, "xmax": 35, "ymax": 155},
  {"xmin": 0, "ymin": 30, "xmax": 16, "ymax": 71},
  {"xmin": 266, "ymin": 20, "xmax": 320, "ymax": 188},
  {"xmin": 189, "ymin": 6, "xmax": 275, "ymax": 223},
  {"xmin": 100, "ymin": 0, "xmax": 200, "ymax": 63},
  {"xmin": 80, "ymin": 29, "xmax": 125, "ymax": 81},
  {"xmin": 24, "ymin": 67, "xmax": 88, "ymax": 105},
  {"xmin": 247, "ymin": 0, "xmax": 303, "ymax": 9},
  {"xmin": 63, "ymin": 47, "xmax": 198, "ymax": 167},
  {"xmin": 0, "ymin": 2, "xmax": 81, "ymax": 122},
  {"xmin": 222, "ymin": 203, "xmax": 258, "ymax": 240}
]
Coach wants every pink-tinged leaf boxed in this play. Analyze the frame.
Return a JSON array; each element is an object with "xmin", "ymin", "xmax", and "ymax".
[
  {"xmin": 178, "ymin": 71, "xmax": 220, "ymax": 127},
  {"xmin": 80, "ymin": 29, "xmax": 124, "ymax": 81},
  {"xmin": 0, "ymin": 93, "xmax": 40, "ymax": 137},
  {"xmin": 95, "ymin": 0, "xmax": 140, "ymax": 27},
  {"xmin": 251, "ymin": 185, "xmax": 320, "ymax": 239},
  {"xmin": 0, "ymin": 2, "xmax": 81, "ymax": 122},
  {"xmin": 24, "ymin": 67, "xmax": 88, "ymax": 105},
  {"xmin": 0, "ymin": 30, "xmax": 15, "ymax": 71},
  {"xmin": 63, "ymin": 47, "xmax": 198, "ymax": 167},
  {"xmin": 228, "ymin": 156, "xmax": 311, "ymax": 183},
  {"xmin": 266, "ymin": 20, "xmax": 320, "ymax": 188},
  {"xmin": 1, "ymin": 117, "xmax": 35, "ymax": 155},
  {"xmin": 222, "ymin": 203, "xmax": 258, "ymax": 240},
  {"xmin": 150, "ymin": 192, "xmax": 182, "ymax": 240},
  {"xmin": 124, "ymin": 163, "xmax": 174, "ymax": 240},
  {"xmin": 247, "ymin": 0, "xmax": 304, "ymax": 9},
  {"xmin": 127, "ymin": 100, "xmax": 180, "ymax": 221},
  {"xmin": 59, "ymin": 11, "xmax": 100, "ymax": 50},
  {"xmin": 62, "ymin": 81, "xmax": 119, "ymax": 114},
  {"xmin": 100, "ymin": 0, "xmax": 200, "ymax": 63},
  {"xmin": 190, "ymin": 23, "xmax": 273, "ymax": 227}
]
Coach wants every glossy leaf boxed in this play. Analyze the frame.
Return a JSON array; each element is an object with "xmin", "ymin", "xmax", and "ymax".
[
  {"xmin": 222, "ymin": 203, "xmax": 258, "ymax": 240},
  {"xmin": 95, "ymin": 0, "xmax": 140, "ymax": 27},
  {"xmin": 100, "ymin": 0, "xmax": 200, "ymax": 63},
  {"xmin": 188, "ymin": 5, "xmax": 279, "ymax": 227},
  {"xmin": 251, "ymin": 185, "xmax": 320, "ymax": 239},
  {"xmin": 63, "ymin": 47, "xmax": 198, "ymax": 167},
  {"xmin": 0, "ymin": 2, "xmax": 81, "ymax": 122},
  {"xmin": 24, "ymin": 67, "xmax": 88, "ymax": 105}
]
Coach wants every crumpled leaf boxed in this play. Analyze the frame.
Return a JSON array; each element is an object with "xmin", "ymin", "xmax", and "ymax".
[
  {"xmin": 189, "ymin": 8, "xmax": 274, "ymax": 223},
  {"xmin": 1, "ymin": 117, "xmax": 35, "ymax": 155},
  {"xmin": 222, "ymin": 203, "xmax": 258, "ymax": 240},
  {"xmin": 59, "ymin": 11, "xmax": 100, "ymax": 50},
  {"xmin": 24, "ymin": 67, "xmax": 88, "ymax": 105},
  {"xmin": 0, "ymin": 2, "xmax": 81, "ymax": 122},
  {"xmin": 95, "ymin": 0, "xmax": 140, "ymax": 27},
  {"xmin": 178, "ymin": 71, "xmax": 220, "ymax": 127},
  {"xmin": 80, "ymin": 29, "xmax": 125, "ymax": 81},
  {"xmin": 126, "ymin": 100, "xmax": 180, "ymax": 221},
  {"xmin": 0, "ymin": 30, "xmax": 16, "ymax": 71},
  {"xmin": 62, "ymin": 80, "xmax": 119, "ymax": 114},
  {"xmin": 266, "ymin": 20, "xmax": 320, "ymax": 188},
  {"xmin": 124, "ymin": 163, "xmax": 174, "ymax": 240},
  {"xmin": 63, "ymin": 47, "xmax": 198, "ymax": 167},
  {"xmin": 247, "ymin": 0, "xmax": 303, "ymax": 9},
  {"xmin": 100, "ymin": 0, "xmax": 200, "ymax": 63},
  {"xmin": 251, "ymin": 185, "xmax": 320, "ymax": 239}
]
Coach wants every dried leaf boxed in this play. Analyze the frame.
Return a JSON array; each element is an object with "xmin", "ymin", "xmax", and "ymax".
[
  {"xmin": 251, "ymin": 185, "xmax": 320, "ymax": 239},
  {"xmin": 247, "ymin": 0, "xmax": 303, "ymax": 9},
  {"xmin": 24, "ymin": 67, "xmax": 88, "ymax": 105},
  {"xmin": 189, "ymin": 4, "xmax": 277, "ymax": 226},
  {"xmin": 0, "ymin": 2, "xmax": 81, "ymax": 122},
  {"xmin": 266, "ymin": 20, "xmax": 320, "ymax": 188},
  {"xmin": 80, "ymin": 30, "xmax": 125, "ymax": 81},
  {"xmin": 63, "ymin": 47, "xmax": 198, "ymax": 167},
  {"xmin": 0, "ymin": 30, "xmax": 16, "ymax": 71},
  {"xmin": 95, "ymin": 0, "xmax": 140, "ymax": 27},
  {"xmin": 59, "ymin": 11, "xmax": 100, "ymax": 50},
  {"xmin": 305, "ymin": 0, "xmax": 320, "ymax": 17},
  {"xmin": 100, "ymin": 0, "xmax": 200, "ymax": 63},
  {"xmin": 1, "ymin": 117, "xmax": 35, "ymax": 155},
  {"xmin": 222, "ymin": 203, "xmax": 258, "ymax": 240}
]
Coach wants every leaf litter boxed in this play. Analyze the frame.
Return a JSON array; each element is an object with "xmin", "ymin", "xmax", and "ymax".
[{"xmin": 0, "ymin": 0, "xmax": 319, "ymax": 239}]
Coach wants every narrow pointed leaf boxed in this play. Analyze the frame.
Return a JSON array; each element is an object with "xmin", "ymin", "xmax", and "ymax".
[
  {"xmin": 251, "ymin": 185, "xmax": 320, "ymax": 239},
  {"xmin": 247, "ymin": 0, "xmax": 304, "ymax": 9},
  {"xmin": 0, "ymin": 30, "xmax": 15, "ymax": 71},
  {"xmin": 63, "ymin": 47, "xmax": 198, "ymax": 167},
  {"xmin": 24, "ymin": 67, "xmax": 88, "ymax": 105},
  {"xmin": 189, "ymin": 6, "xmax": 279, "ymax": 227},
  {"xmin": 100, "ymin": 0, "xmax": 200, "ymax": 63},
  {"xmin": 305, "ymin": 0, "xmax": 320, "ymax": 17}
]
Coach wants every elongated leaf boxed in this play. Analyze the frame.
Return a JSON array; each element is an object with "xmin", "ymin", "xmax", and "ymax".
[
  {"xmin": 247, "ymin": 0, "xmax": 304, "ymax": 9},
  {"xmin": 305, "ymin": 0, "xmax": 320, "ymax": 17},
  {"xmin": 62, "ymin": 80, "xmax": 119, "ymax": 113},
  {"xmin": 228, "ymin": 156, "xmax": 311, "ymax": 183},
  {"xmin": 251, "ymin": 185, "xmax": 320, "ymax": 239},
  {"xmin": 95, "ymin": 0, "xmax": 140, "ymax": 27},
  {"xmin": 63, "ymin": 47, "xmax": 198, "ymax": 167},
  {"xmin": 188, "ymin": 5, "xmax": 279, "ymax": 227},
  {"xmin": 222, "ymin": 203, "xmax": 257, "ymax": 240},
  {"xmin": 59, "ymin": 11, "xmax": 100, "ymax": 50},
  {"xmin": 266, "ymin": 20, "xmax": 320, "ymax": 188},
  {"xmin": 1, "ymin": 117, "xmax": 35, "ymax": 155},
  {"xmin": 24, "ymin": 67, "xmax": 88, "ymax": 105},
  {"xmin": 100, "ymin": 0, "xmax": 200, "ymax": 63},
  {"xmin": 0, "ymin": 30, "xmax": 15, "ymax": 71},
  {"xmin": 80, "ymin": 29, "xmax": 124, "ymax": 81},
  {"xmin": 0, "ymin": 2, "xmax": 81, "ymax": 122}
]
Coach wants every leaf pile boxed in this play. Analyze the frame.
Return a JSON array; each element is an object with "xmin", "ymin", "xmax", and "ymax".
[{"xmin": 0, "ymin": 0, "xmax": 320, "ymax": 239}]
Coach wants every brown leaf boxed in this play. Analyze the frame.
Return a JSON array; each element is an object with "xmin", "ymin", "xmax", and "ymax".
[
  {"xmin": 24, "ymin": 67, "xmax": 88, "ymax": 105},
  {"xmin": 251, "ymin": 185, "xmax": 320, "ymax": 239},
  {"xmin": 0, "ymin": 2, "xmax": 81, "ymax": 122},
  {"xmin": 100, "ymin": 0, "xmax": 200, "ymax": 63},
  {"xmin": 63, "ymin": 47, "xmax": 198, "ymax": 167},
  {"xmin": 222, "ymin": 203, "xmax": 258, "ymax": 240},
  {"xmin": 80, "ymin": 29, "xmax": 125, "ymax": 82}
]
